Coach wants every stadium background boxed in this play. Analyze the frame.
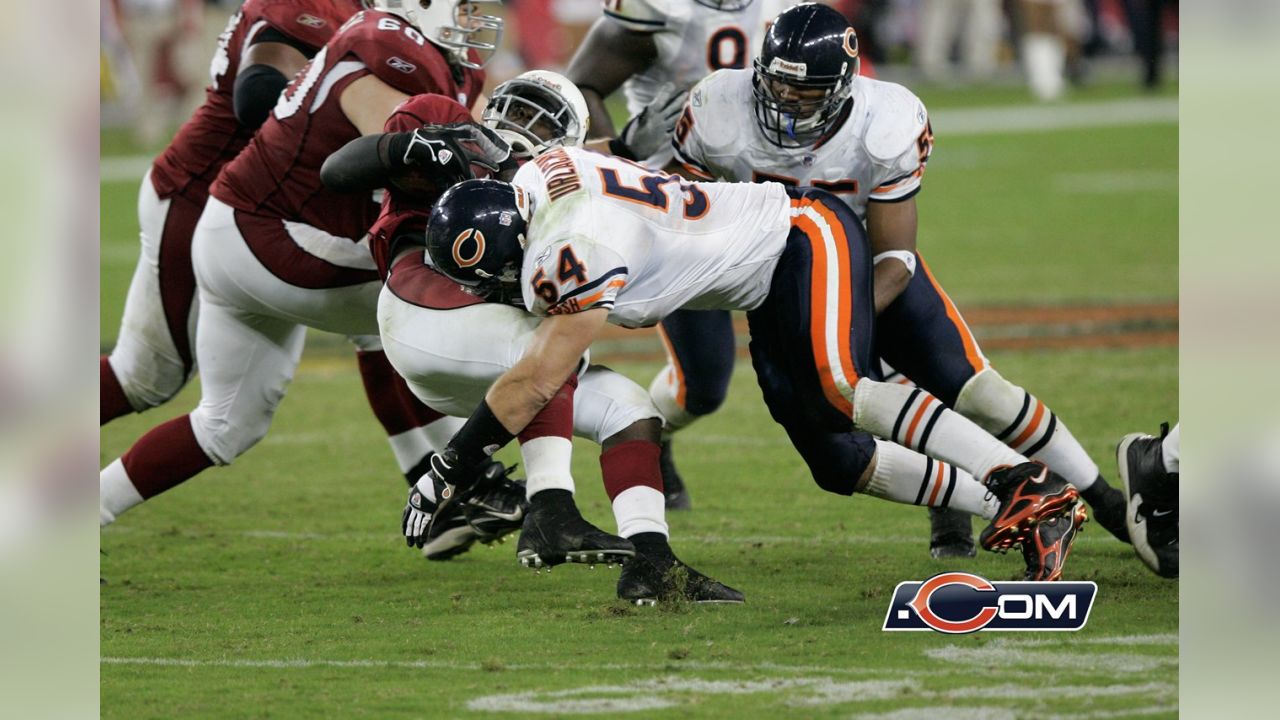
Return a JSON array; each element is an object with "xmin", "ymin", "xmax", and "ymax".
[{"xmin": 100, "ymin": 1, "xmax": 1179, "ymax": 717}]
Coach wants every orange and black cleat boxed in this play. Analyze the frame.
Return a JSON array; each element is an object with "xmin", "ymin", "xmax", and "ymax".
[
  {"xmin": 1020, "ymin": 501, "xmax": 1089, "ymax": 581},
  {"xmin": 979, "ymin": 461, "xmax": 1082, "ymax": 553}
]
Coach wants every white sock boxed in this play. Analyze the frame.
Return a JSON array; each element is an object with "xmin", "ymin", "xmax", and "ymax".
[
  {"xmin": 1162, "ymin": 423, "xmax": 1180, "ymax": 474},
  {"xmin": 1023, "ymin": 32, "xmax": 1066, "ymax": 101},
  {"xmin": 648, "ymin": 362, "xmax": 700, "ymax": 432},
  {"xmin": 612, "ymin": 486, "xmax": 669, "ymax": 538},
  {"xmin": 852, "ymin": 379, "xmax": 1025, "ymax": 482},
  {"xmin": 387, "ymin": 428, "xmax": 434, "ymax": 474},
  {"xmin": 421, "ymin": 415, "xmax": 465, "ymax": 452},
  {"xmin": 520, "ymin": 436, "xmax": 576, "ymax": 498},
  {"xmin": 864, "ymin": 441, "xmax": 998, "ymax": 520},
  {"xmin": 954, "ymin": 369, "xmax": 1100, "ymax": 490},
  {"xmin": 100, "ymin": 458, "xmax": 144, "ymax": 527}
]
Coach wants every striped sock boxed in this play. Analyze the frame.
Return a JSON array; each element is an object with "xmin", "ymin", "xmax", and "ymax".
[
  {"xmin": 863, "ymin": 440, "xmax": 998, "ymax": 520},
  {"xmin": 954, "ymin": 369, "xmax": 1100, "ymax": 490},
  {"xmin": 852, "ymin": 379, "xmax": 1025, "ymax": 482}
]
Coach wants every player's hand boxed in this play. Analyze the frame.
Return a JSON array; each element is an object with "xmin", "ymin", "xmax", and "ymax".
[
  {"xmin": 422, "ymin": 448, "xmax": 472, "ymax": 539},
  {"xmin": 403, "ymin": 123, "xmax": 513, "ymax": 175},
  {"xmin": 617, "ymin": 83, "xmax": 688, "ymax": 160},
  {"xmin": 401, "ymin": 482, "xmax": 434, "ymax": 548}
]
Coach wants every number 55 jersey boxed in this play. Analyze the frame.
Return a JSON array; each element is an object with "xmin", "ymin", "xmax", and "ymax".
[{"xmin": 513, "ymin": 147, "xmax": 792, "ymax": 328}]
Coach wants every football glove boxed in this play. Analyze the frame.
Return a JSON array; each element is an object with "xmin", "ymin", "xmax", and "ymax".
[
  {"xmin": 617, "ymin": 83, "xmax": 688, "ymax": 160},
  {"xmin": 401, "ymin": 479, "xmax": 435, "ymax": 548}
]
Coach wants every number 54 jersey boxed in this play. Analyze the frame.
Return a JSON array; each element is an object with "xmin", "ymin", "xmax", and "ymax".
[{"xmin": 514, "ymin": 147, "xmax": 793, "ymax": 329}]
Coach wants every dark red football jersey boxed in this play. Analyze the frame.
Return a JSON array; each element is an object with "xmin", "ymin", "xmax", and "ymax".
[
  {"xmin": 211, "ymin": 9, "xmax": 486, "ymax": 242},
  {"xmin": 149, "ymin": 0, "xmax": 360, "ymax": 202},
  {"xmin": 367, "ymin": 93, "xmax": 474, "ymax": 278}
]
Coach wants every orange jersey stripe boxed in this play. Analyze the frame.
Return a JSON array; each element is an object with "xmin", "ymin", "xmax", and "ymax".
[
  {"xmin": 1010, "ymin": 399, "xmax": 1047, "ymax": 449},
  {"xmin": 918, "ymin": 255, "xmax": 986, "ymax": 374}
]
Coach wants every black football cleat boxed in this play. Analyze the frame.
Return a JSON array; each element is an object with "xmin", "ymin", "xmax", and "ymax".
[
  {"xmin": 979, "ymin": 461, "xmax": 1082, "ymax": 553},
  {"xmin": 1020, "ymin": 500, "xmax": 1088, "ymax": 581},
  {"xmin": 516, "ymin": 490, "xmax": 635, "ymax": 569},
  {"xmin": 659, "ymin": 440, "xmax": 691, "ymax": 511},
  {"xmin": 1117, "ymin": 426, "xmax": 1179, "ymax": 578},
  {"xmin": 460, "ymin": 460, "xmax": 527, "ymax": 545},
  {"xmin": 1079, "ymin": 475, "xmax": 1131, "ymax": 544},
  {"xmin": 420, "ymin": 501, "xmax": 479, "ymax": 561},
  {"xmin": 618, "ymin": 534, "xmax": 744, "ymax": 605},
  {"xmin": 928, "ymin": 507, "xmax": 976, "ymax": 559}
]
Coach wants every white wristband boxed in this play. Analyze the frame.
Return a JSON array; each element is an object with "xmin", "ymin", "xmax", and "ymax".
[{"xmin": 873, "ymin": 250, "xmax": 917, "ymax": 277}]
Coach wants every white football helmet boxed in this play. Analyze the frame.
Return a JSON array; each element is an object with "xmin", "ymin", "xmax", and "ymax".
[
  {"xmin": 482, "ymin": 70, "xmax": 590, "ymax": 159},
  {"xmin": 368, "ymin": 0, "xmax": 503, "ymax": 69}
]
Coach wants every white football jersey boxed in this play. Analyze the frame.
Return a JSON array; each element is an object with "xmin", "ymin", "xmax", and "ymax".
[
  {"xmin": 671, "ymin": 68, "xmax": 934, "ymax": 219},
  {"xmin": 512, "ymin": 147, "xmax": 793, "ymax": 329},
  {"xmin": 602, "ymin": 0, "xmax": 793, "ymax": 166}
]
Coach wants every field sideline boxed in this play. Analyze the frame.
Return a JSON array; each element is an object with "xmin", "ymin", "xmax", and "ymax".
[{"xmin": 100, "ymin": 91, "xmax": 1178, "ymax": 718}]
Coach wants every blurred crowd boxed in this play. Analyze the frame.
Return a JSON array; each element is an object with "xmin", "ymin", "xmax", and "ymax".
[{"xmin": 101, "ymin": 0, "xmax": 1177, "ymax": 143}]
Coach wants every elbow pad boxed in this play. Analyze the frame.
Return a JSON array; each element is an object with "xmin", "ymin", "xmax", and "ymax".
[{"xmin": 233, "ymin": 64, "xmax": 289, "ymax": 129}]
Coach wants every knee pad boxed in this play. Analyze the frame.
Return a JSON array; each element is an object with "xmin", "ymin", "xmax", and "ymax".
[
  {"xmin": 647, "ymin": 364, "xmax": 699, "ymax": 431},
  {"xmin": 188, "ymin": 400, "xmax": 276, "ymax": 466},
  {"xmin": 953, "ymin": 368, "xmax": 1027, "ymax": 435}
]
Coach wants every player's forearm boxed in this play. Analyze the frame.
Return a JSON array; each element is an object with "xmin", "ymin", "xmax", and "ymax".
[{"xmin": 873, "ymin": 261, "xmax": 913, "ymax": 314}]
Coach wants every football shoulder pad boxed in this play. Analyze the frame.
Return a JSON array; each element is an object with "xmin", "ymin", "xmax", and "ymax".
[
  {"xmin": 862, "ymin": 79, "xmax": 929, "ymax": 165},
  {"xmin": 603, "ymin": 0, "xmax": 671, "ymax": 33}
]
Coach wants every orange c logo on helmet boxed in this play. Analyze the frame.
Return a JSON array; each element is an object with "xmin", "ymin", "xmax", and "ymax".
[
  {"xmin": 452, "ymin": 228, "xmax": 486, "ymax": 268},
  {"xmin": 843, "ymin": 28, "xmax": 859, "ymax": 58},
  {"xmin": 907, "ymin": 572, "xmax": 999, "ymax": 634}
]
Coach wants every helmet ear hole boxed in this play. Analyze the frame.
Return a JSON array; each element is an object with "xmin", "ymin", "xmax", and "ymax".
[{"xmin": 418, "ymin": 0, "xmax": 431, "ymax": 9}]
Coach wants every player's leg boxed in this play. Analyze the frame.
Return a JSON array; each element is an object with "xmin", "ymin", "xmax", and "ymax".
[
  {"xmin": 782, "ymin": 189, "xmax": 1084, "ymax": 578},
  {"xmin": 347, "ymin": 334, "xmax": 464, "ymax": 486},
  {"xmin": 1117, "ymin": 422, "xmax": 1178, "ymax": 578},
  {"xmin": 100, "ymin": 290, "xmax": 306, "ymax": 526},
  {"xmin": 877, "ymin": 252, "xmax": 1129, "ymax": 541},
  {"xmin": 648, "ymin": 309, "xmax": 737, "ymax": 510},
  {"xmin": 376, "ymin": 277, "xmax": 623, "ymax": 562},
  {"xmin": 577, "ymin": 367, "xmax": 742, "ymax": 604},
  {"xmin": 102, "ymin": 171, "xmax": 201, "ymax": 424}
]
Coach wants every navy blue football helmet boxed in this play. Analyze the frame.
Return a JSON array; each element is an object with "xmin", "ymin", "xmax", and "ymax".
[
  {"xmin": 753, "ymin": 3, "xmax": 860, "ymax": 148},
  {"xmin": 425, "ymin": 179, "xmax": 529, "ymax": 297}
]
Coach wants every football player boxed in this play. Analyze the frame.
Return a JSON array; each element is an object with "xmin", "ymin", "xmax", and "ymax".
[
  {"xmin": 416, "ymin": 147, "xmax": 1091, "ymax": 582},
  {"xmin": 324, "ymin": 72, "xmax": 743, "ymax": 602},
  {"xmin": 1117, "ymin": 422, "xmax": 1179, "ymax": 578},
  {"xmin": 98, "ymin": 0, "xmax": 473, "ymax": 525},
  {"xmin": 564, "ymin": 0, "xmax": 797, "ymax": 510},
  {"xmin": 659, "ymin": 3, "xmax": 1132, "ymax": 554},
  {"xmin": 99, "ymin": 2, "xmax": 519, "ymax": 534}
]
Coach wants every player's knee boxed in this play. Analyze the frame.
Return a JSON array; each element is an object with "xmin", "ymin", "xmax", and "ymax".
[
  {"xmin": 109, "ymin": 352, "xmax": 189, "ymax": 411},
  {"xmin": 681, "ymin": 379, "xmax": 730, "ymax": 417},
  {"xmin": 954, "ymin": 367, "xmax": 1025, "ymax": 427},
  {"xmin": 189, "ymin": 404, "xmax": 274, "ymax": 466},
  {"xmin": 794, "ymin": 431, "xmax": 876, "ymax": 497}
]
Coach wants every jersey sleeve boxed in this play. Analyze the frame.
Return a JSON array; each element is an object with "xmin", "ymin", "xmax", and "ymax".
[
  {"xmin": 254, "ymin": 0, "xmax": 350, "ymax": 51},
  {"xmin": 601, "ymin": 0, "xmax": 669, "ymax": 33},
  {"xmin": 866, "ymin": 90, "xmax": 933, "ymax": 203},
  {"xmin": 383, "ymin": 94, "xmax": 472, "ymax": 133},
  {"xmin": 523, "ymin": 238, "xmax": 630, "ymax": 317},
  {"xmin": 669, "ymin": 77, "xmax": 716, "ymax": 180}
]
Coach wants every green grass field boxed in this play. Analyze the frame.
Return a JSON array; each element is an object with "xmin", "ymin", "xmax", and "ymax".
[{"xmin": 100, "ymin": 86, "xmax": 1178, "ymax": 718}]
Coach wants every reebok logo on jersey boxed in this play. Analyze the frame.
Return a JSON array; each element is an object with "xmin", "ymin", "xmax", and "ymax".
[
  {"xmin": 387, "ymin": 57, "xmax": 417, "ymax": 74},
  {"xmin": 296, "ymin": 14, "xmax": 326, "ymax": 28}
]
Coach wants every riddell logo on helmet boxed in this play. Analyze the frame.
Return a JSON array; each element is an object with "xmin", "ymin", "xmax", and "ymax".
[
  {"xmin": 882, "ymin": 572, "xmax": 1096, "ymax": 634},
  {"xmin": 768, "ymin": 58, "xmax": 807, "ymax": 78}
]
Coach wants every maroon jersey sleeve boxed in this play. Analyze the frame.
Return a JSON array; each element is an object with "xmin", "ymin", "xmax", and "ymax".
[{"xmin": 256, "ymin": 0, "xmax": 360, "ymax": 51}]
